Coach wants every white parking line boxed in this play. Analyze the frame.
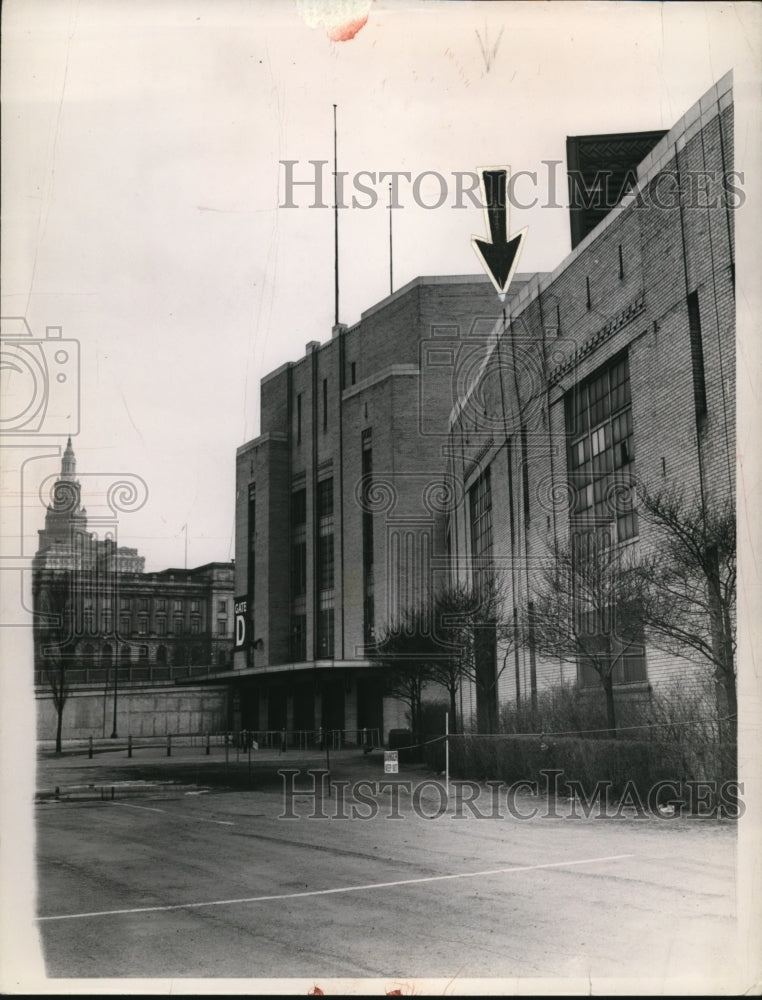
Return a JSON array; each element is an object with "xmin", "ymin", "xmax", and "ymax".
[
  {"xmin": 112, "ymin": 802, "xmax": 166, "ymax": 815},
  {"xmin": 111, "ymin": 801, "xmax": 234, "ymax": 825},
  {"xmin": 38, "ymin": 853, "xmax": 633, "ymax": 922}
]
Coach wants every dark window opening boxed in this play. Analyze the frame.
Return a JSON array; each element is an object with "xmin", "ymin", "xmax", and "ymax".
[
  {"xmin": 247, "ymin": 483, "xmax": 256, "ymax": 640},
  {"xmin": 687, "ymin": 291, "xmax": 707, "ymax": 424},
  {"xmin": 316, "ymin": 477, "xmax": 335, "ymax": 658},
  {"xmin": 520, "ymin": 426, "xmax": 530, "ymax": 528},
  {"xmin": 362, "ymin": 429, "xmax": 374, "ymax": 644},
  {"xmin": 291, "ymin": 614, "xmax": 307, "ymax": 661},
  {"xmin": 469, "ymin": 466, "xmax": 493, "ymax": 593}
]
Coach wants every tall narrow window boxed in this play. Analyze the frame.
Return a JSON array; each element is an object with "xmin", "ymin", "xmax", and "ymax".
[
  {"xmin": 469, "ymin": 465, "xmax": 497, "ymax": 731},
  {"xmin": 507, "ymin": 438, "xmax": 516, "ymax": 552},
  {"xmin": 291, "ymin": 488, "xmax": 307, "ymax": 660},
  {"xmin": 291, "ymin": 489, "xmax": 307, "ymax": 597},
  {"xmin": 316, "ymin": 478, "xmax": 334, "ymax": 658},
  {"xmin": 362, "ymin": 429, "xmax": 374, "ymax": 644},
  {"xmin": 351, "ymin": 362, "xmax": 357, "ymax": 385},
  {"xmin": 687, "ymin": 291, "xmax": 707, "ymax": 424},
  {"xmin": 322, "ymin": 378, "xmax": 328, "ymax": 432},
  {"xmin": 520, "ymin": 425, "xmax": 530, "ymax": 528},
  {"xmin": 247, "ymin": 483, "xmax": 256, "ymax": 659},
  {"xmin": 468, "ymin": 466, "xmax": 493, "ymax": 593},
  {"xmin": 565, "ymin": 351, "xmax": 637, "ymax": 543},
  {"xmin": 296, "ymin": 393, "xmax": 302, "ymax": 444},
  {"xmin": 513, "ymin": 606, "xmax": 521, "ymax": 708}
]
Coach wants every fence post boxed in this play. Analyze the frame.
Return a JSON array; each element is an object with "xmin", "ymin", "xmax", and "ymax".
[
  {"xmin": 206, "ymin": 732, "xmax": 210, "ymax": 756},
  {"xmin": 281, "ymin": 728, "xmax": 286, "ymax": 754},
  {"xmin": 128, "ymin": 734, "xmax": 132, "ymax": 758},
  {"xmin": 225, "ymin": 732, "xmax": 229, "ymax": 765},
  {"xmin": 167, "ymin": 734, "xmax": 172, "ymax": 757},
  {"xmin": 88, "ymin": 735, "xmax": 93, "ymax": 759},
  {"xmin": 445, "ymin": 712, "xmax": 450, "ymax": 805}
]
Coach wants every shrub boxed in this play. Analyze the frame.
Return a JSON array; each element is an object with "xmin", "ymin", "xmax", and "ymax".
[{"xmin": 424, "ymin": 675, "xmax": 736, "ymax": 809}]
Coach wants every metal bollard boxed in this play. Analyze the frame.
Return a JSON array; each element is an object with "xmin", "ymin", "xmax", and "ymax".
[
  {"xmin": 206, "ymin": 732, "xmax": 210, "ymax": 756},
  {"xmin": 128, "ymin": 735, "xmax": 132, "ymax": 758},
  {"xmin": 89, "ymin": 735, "xmax": 93, "ymax": 759},
  {"xmin": 167, "ymin": 734, "xmax": 172, "ymax": 757}
]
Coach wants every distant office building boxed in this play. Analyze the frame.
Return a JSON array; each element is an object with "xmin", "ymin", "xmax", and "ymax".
[{"xmin": 33, "ymin": 442, "xmax": 234, "ymax": 737}]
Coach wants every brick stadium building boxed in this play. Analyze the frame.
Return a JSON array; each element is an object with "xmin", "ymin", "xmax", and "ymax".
[
  {"xmin": 234, "ymin": 74, "xmax": 735, "ymax": 742},
  {"xmin": 232, "ymin": 275, "xmax": 517, "ymax": 740},
  {"xmin": 447, "ymin": 72, "xmax": 735, "ymax": 729}
]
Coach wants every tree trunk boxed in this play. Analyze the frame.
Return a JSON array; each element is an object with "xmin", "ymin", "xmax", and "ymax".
[
  {"xmin": 707, "ymin": 547, "xmax": 736, "ymax": 744},
  {"xmin": 55, "ymin": 659, "xmax": 66, "ymax": 753},
  {"xmin": 601, "ymin": 672, "xmax": 617, "ymax": 739},
  {"xmin": 55, "ymin": 701, "xmax": 63, "ymax": 754},
  {"xmin": 449, "ymin": 686, "xmax": 458, "ymax": 735},
  {"xmin": 716, "ymin": 665, "xmax": 737, "ymax": 746}
]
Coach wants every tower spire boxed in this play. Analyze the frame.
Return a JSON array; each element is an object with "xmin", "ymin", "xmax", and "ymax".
[{"xmin": 61, "ymin": 436, "xmax": 76, "ymax": 479}]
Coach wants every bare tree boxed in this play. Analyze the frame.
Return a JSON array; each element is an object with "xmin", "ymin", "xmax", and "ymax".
[
  {"xmin": 635, "ymin": 486, "xmax": 736, "ymax": 742},
  {"xmin": 369, "ymin": 608, "xmax": 434, "ymax": 736},
  {"xmin": 371, "ymin": 575, "xmax": 512, "ymax": 735},
  {"xmin": 35, "ymin": 571, "xmax": 74, "ymax": 753},
  {"xmin": 431, "ymin": 576, "xmax": 512, "ymax": 733},
  {"xmin": 522, "ymin": 527, "xmax": 646, "ymax": 738}
]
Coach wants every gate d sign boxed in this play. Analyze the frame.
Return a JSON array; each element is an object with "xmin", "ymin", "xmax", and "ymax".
[
  {"xmin": 234, "ymin": 596, "xmax": 249, "ymax": 649},
  {"xmin": 384, "ymin": 750, "xmax": 399, "ymax": 774}
]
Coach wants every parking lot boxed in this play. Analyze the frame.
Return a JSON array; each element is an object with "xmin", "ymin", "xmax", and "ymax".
[{"xmin": 31, "ymin": 744, "xmax": 745, "ymax": 992}]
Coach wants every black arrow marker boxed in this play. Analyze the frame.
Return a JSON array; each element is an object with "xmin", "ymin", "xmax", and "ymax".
[{"xmin": 472, "ymin": 168, "xmax": 526, "ymax": 301}]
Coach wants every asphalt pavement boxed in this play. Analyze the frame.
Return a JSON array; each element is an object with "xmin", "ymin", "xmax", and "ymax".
[{"xmin": 32, "ymin": 744, "xmax": 744, "ymax": 992}]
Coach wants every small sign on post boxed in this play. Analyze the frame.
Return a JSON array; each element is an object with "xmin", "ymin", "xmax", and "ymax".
[{"xmin": 384, "ymin": 750, "xmax": 399, "ymax": 774}]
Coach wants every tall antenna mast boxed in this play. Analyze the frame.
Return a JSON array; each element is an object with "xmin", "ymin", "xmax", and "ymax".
[
  {"xmin": 388, "ymin": 182, "xmax": 394, "ymax": 295},
  {"xmin": 333, "ymin": 104, "xmax": 340, "ymax": 326}
]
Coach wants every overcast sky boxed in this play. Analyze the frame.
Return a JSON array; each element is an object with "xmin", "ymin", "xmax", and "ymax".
[{"xmin": 2, "ymin": 0, "xmax": 759, "ymax": 573}]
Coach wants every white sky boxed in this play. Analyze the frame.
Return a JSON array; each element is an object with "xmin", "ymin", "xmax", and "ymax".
[{"xmin": 1, "ymin": 0, "xmax": 760, "ymax": 572}]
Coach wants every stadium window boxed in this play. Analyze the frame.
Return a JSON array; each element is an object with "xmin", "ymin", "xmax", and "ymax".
[{"xmin": 565, "ymin": 351, "xmax": 638, "ymax": 543}]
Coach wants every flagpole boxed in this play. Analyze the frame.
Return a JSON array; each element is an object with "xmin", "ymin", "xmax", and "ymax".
[
  {"xmin": 388, "ymin": 182, "xmax": 393, "ymax": 295},
  {"xmin": 333, "ymin": 104, "xmax": 340, "ymax": 326}
]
